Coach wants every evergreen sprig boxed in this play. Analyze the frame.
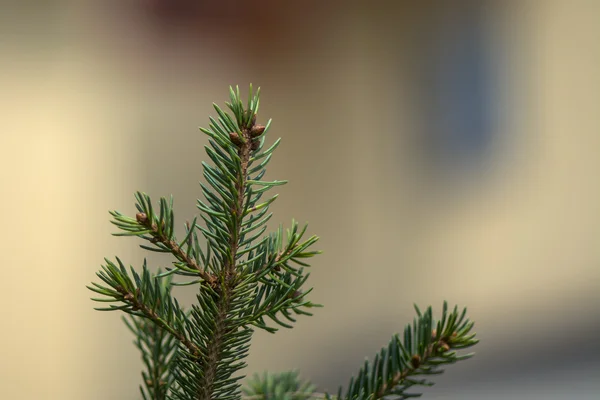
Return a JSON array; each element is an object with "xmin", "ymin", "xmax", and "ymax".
[
  {"xmin": 327, "ymin": 302, "xmax": 478, "ymax": 400},
  {"xmin": 243, "ymin": 371, "xmax": 316, "ymax": 400},
  {"xmin": 87, "ymin": 86, "xmax": 477, "ymax": 400},
  {"xmin": 122, "ymin": 272, "xmax": 180, "ymax": 400}
]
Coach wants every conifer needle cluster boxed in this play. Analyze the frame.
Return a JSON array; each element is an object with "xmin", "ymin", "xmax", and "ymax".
[{"xmin": 88, "ymin": 86, "xmax": 478, "ymax": 400}]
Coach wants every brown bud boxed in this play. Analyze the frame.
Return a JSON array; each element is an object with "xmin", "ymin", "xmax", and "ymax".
[
  {"xmin": 438, "ymin": 341, "xmax": 450, "ymax": 352},
  {"xmin": 250, "ymin": 124, "xmax": 265, "ymax": 137},
  {"xmin": 251, "ymin": 139, "xmax": 260, "ymax": 151},
  {"xmin": 124, "ymin": 293, "xmax": 134, "ymax": 301},
  {"xmin": 411, "ymin": 354, "xmax": 421, "ymax": 368},
  {"xmin": 229, "ymin": 132, "xmax": 243, "ymax": 146},
  {"xmin": 431, "ymin": 329, "xmax": 437, "ymax": 339},
  {"xmin": 136, "ymin": 212, "xmax": 148, "ymax": 224}
]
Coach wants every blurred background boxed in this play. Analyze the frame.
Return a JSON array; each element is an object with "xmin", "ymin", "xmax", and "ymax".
[{"xmin": 1, "ymin": 0, "xmax": 599, "ymax": 399}]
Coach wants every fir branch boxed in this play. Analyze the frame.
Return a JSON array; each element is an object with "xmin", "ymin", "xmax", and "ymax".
[
  {"xmin": 89, "ymin": 85, "xmax": 321, "ymax": 399},
  {"xmin": 187, "ymin": 92, "xmax": 260, "ymax": 400},
  {"xmin": 110, "ymin": 195, "xmax": 217, "ymax": 287},
  {"xmin": 167, "ymin": 85, "xmax": 306, "ymax": 399},
  {"xmin": 134, "ymin": 209, "xmax": 217, "ymax": 287},
  {"xmin": 170, "ymin": 288, "xmax": 254, "ymax": 399},
  {"xmin": 327, "ymin": 302, "xmax": 478, "ymax": 400},
  {"xmin": 234, "ymin": 220, "xmax": 321, "ymax": 333},
  {"xmin": 87, "ymin": 258, "xmax": 201, "ymax": 358},
  {"xmin": 123, "ymin": 287, "xmax": 179, "ymax": 400},
  {"xmin": 242, "ymin": 371, "xmax": 316, "ymax": 400},
  {"xmin": 88, "ymin": 85, "xmax": 476, "ymax": 400}
]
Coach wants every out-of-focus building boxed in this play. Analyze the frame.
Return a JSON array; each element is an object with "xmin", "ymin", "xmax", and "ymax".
[{"xmin": 1, "ymin": 1, "xmax": 598, "ymax": 398}]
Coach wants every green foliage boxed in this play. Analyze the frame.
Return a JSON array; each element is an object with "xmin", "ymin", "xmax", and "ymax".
[
  {"xmin": 87, "ymin": 86, "xmax": 478, "ymax": 400},
  {"xmin": 327, "ymin": 302, "xmax": 478, "ymax": 400},
  {"xmin": 122, "ymin": 272, "xmax": 179, "ymax": 400},
  {"xmin": 243, "ymin": 371, "xmax": 316, "ymax": 400}
]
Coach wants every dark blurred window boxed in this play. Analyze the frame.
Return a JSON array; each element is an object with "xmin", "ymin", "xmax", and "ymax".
[{"xmin": 421, "ymin": 4, "xmax": 492, "ymax": 173}]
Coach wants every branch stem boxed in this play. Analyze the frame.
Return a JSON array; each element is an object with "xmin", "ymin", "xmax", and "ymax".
[
  {"xmin": 199, "ymin": 117, "xmax": 256, "ymax": 400},
  {"xmin": 117, "ymin": 286, "xmax": 201, "ymax": 358},
  {"xmin": 141, "ymin": 218, "xmax": 217, "ymax": 287},
  {"xmin": 375, "ymin": 334, "xmax": 452, "ymax": 398}
]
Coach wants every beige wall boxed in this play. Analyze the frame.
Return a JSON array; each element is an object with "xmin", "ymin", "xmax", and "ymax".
[{"xmin": 0, "ymin": 1, "xmax": 598, "ymax": 398}]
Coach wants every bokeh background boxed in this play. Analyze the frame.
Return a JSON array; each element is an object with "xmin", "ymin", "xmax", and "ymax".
[{"xmin": 1, "ymin": 1, "xmax": 599, "ymax": 399}]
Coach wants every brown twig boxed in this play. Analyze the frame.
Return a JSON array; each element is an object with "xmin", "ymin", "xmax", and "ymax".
[
  {"xmin": 136, "ymin": 212, "xmax": 217, "ymax": 287},
  {"xmin": 117, "ymin": 285, "xmax": 201, "ymax": 358}
]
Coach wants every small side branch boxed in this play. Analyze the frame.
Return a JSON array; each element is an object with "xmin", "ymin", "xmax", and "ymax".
[
  {"xmin": 136, "ymin": 212, "xmax": 217, "ymax": 287},
  {"xmin": 376, "ymin": 331, "xmax": 454, "ymax": 398},
  {"xmin": 116, "ymin": 285, "xmax": 202, "ymax": 358}
]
